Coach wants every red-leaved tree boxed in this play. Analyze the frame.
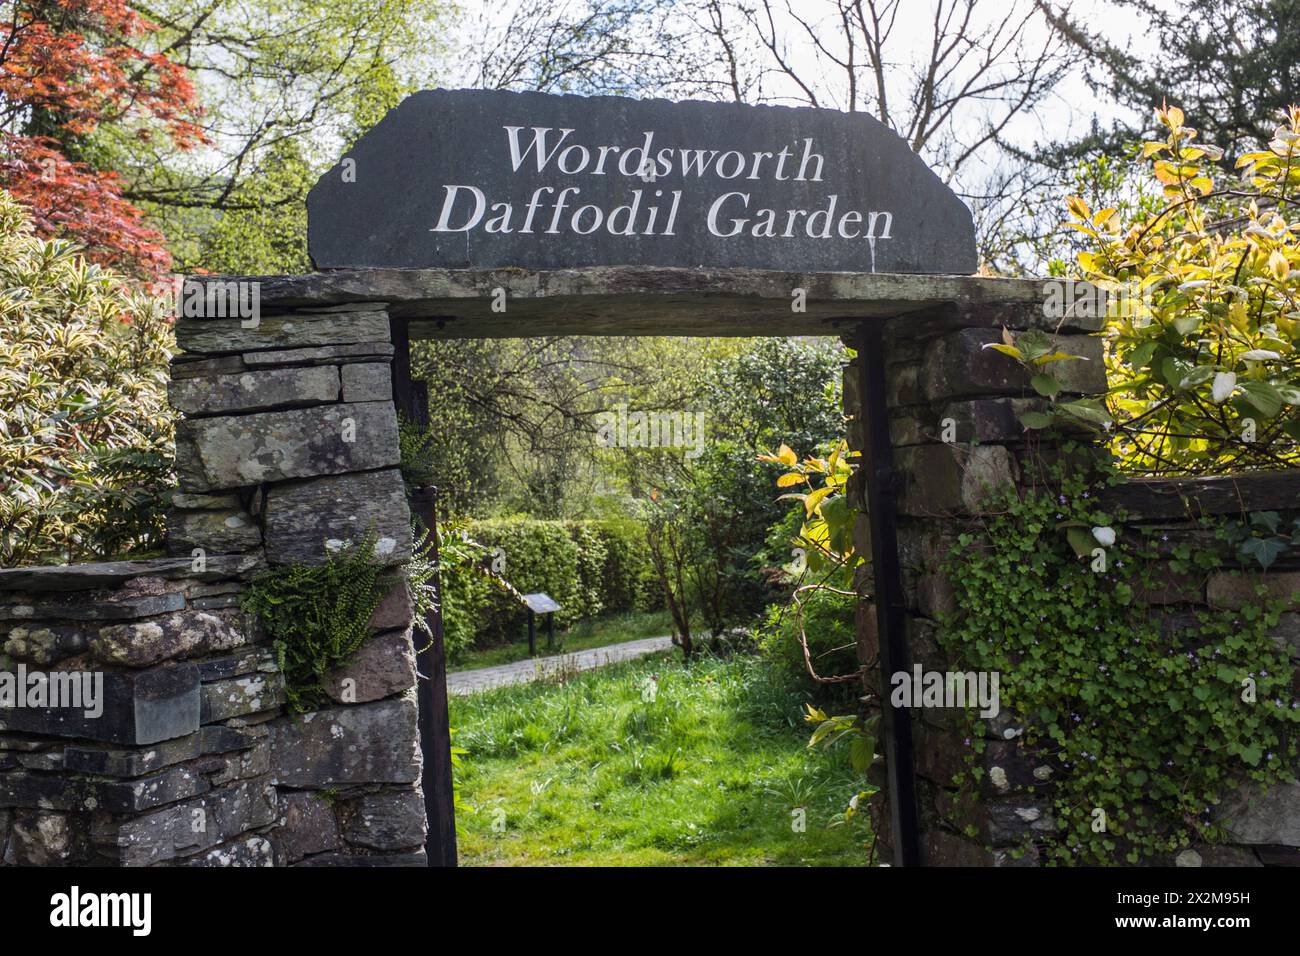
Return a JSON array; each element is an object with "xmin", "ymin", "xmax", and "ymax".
[{"xmin": 0, "ymin": 0, "xmax": 205, "ymax": 277}]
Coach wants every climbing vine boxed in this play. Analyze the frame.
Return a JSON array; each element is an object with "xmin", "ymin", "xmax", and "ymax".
[{"xmin": 940, "ymin": 456, "xmax": 1300, "ymax": 864}]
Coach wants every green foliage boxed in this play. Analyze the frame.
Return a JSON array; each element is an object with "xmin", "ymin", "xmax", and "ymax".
[
  {"xmin": 0, "ymin": 190, "xmax": 174, "ymax": 565},
  {"xmin": 755, "ymin": 588, "xmax": 860, "ymax": 701},
  {"xmin": 397, "ymin": 414, "xmax": 439, "ymax": 490},
  {"xmin": 459, "ymin": 517, "xmax": 658, "ymax": 649},
  {"xmin": 803, "ymin": 704, "xmax": 880, "ymax": 826},
  {"xmin": 1223, "ymin": 511, "xmax": 1300, "ymax": 571},
  {"xmin": 1049, "ymin": 0, "xmax": 1300, "ymax": 161},
  {"xmin": 436, "ymin": 518, "xmax": 510, "ymax": 662},
  {"xmin": 1013, "ymin": 104, "xmax": 1300, "ymax": 474},
  {"xmin": 704, "ymin": 338, "xmax": 845, "ymax": 454},
  {"xmin": 241, "ymin": 533, "xmax": 393, "ymax": 712},
  {"xmin": 188, "ymin": 140, "xmax": 314, "ymax": 275},
  {"xmin": 941, "ymin": 460, "xmax": 1300, "ymax": 864},
  {"xmin": 450, "ymin": 652, "xmax": 871, "ymax": 866},
  {"xmin": 407, "ymin": 522, "xmax": 440, "ymax": 644}
]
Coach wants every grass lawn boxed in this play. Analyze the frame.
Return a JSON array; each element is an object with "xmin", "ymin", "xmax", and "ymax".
[
  {"xmin": 449, "ymin": 609, "xmax": 677, "ymax": 672},
  {"xmin": 450, "ymin": 650, "xmax": 873, "ymax": 866}
]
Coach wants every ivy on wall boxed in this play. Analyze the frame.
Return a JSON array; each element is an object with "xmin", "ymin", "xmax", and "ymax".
[{"xmin": 940, "ymin": 457, "xmax": 1300, "ymax": 864}]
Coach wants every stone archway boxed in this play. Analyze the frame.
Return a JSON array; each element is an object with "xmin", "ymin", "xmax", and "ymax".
[{"xmin": 20, "ymin": 88, "xmax": 1285, "ymax": 870}]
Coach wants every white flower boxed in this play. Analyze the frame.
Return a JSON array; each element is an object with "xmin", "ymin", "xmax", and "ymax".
[
  {"xmin": 1211, "ymin": 371, "xmax": 1237, "ymax": 403},
  {"xmin": 1091, "ymin": 526, "xmax": 1116, "ymax": 547}
]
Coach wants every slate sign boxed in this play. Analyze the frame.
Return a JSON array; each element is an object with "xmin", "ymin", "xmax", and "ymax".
[
  {"xmin": 308, "ymin": 89, "xmax": 977, "ymax": 275},
  {"xmin": 521, "ymin": 593, "xmax": 562, "ymax": 614}
]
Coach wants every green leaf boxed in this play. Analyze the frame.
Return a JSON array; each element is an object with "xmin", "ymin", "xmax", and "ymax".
[
  {"xmin": 982, "ymin": 343, "xmax": 1023, "ymax": 361},
  {"xmin": 1127, "ymin": 341, "xmax": 1157, "ymax": 370},
  {"xmin": 1030, "ymin": 374, "xmax": 1062, "ymax": 397},
  {"xmin": 1055, "ymin": 400, "xmax": 1112, "ymax": 428},
  {"xmin": 1066, "ymin": 526, "xmax": 1095, "ymax": 558},
  {"xmin": 1240, "ymin": 536, "xmax": 1287, "ymax": 571},
  {"xmin": 1240, "ymin": 381, "xmax": 1283, "ymax": 418},
  {"xmin": 1019, "ymin": 411, "xmax": 1053, "ymax": 429},
  {"xmin": 1177, "ymin": 366, "xmax": 1215, "ymax": 390},
  {"xmin": 849, "ymin": 734, "xmax": 876, "ymax": 774}
]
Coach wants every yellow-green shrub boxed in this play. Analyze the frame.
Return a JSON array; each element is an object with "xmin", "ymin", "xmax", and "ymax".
[
  {"xmin": 1018, "ymin": 105, "xmax": 1300, "ymax": 474},
  {"xmin": 0, "ymin": 190, "xmax": 174, "ymax": 564}
]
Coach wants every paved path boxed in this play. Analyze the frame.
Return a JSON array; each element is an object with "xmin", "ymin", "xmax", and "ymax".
[{"xmin": 446, "ymin": 635, "xmax": 675, "ymax": 695}]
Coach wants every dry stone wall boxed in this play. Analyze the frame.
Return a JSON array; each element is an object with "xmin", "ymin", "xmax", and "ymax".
[
  {"xmin": 847, "ymin": 303, "xmax": 1300, "ymax": 867},
  {"xmin": 0, "ymin": 302, "xmax": 426, "ymax": 867}
]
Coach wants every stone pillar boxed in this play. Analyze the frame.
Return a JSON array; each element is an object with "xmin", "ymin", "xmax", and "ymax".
[
  {"xmin": 0, "ymin": 297, "xmax": 428, "ymax": 866},
  {"xmin": 847, "ymin": 297, "xmax": 1105, "ymax": 866}
]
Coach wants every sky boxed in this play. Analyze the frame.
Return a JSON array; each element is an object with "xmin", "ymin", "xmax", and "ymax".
[{"xmin": 437, "ymin": 0, "xmax": 1172, "ymax": 179}]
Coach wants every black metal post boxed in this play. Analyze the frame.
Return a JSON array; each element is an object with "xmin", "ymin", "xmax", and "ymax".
[
  {"xmin": 390, "ymin": 320, "xmax": 458, "ymax": 867},
  {"xmin": 856, "ymin": 321, "xmax": 922, "ymax": 867},
  {"xmin": 527, "ymin": 609, "xmax": 536, "ymax": 657},
  {"xmin": 410, "ymin": 486, "xmax": 459, "ymax": 868},
  {"xmin": 545, "ymin": 612, "xmax": 555, "ymax": 651}
]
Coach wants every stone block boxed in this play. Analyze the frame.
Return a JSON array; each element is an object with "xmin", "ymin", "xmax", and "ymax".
[
  {"xmin": 985, "ymin": 801, "xmax": 1055, "ymax": 845},
  {"xmin": 95, "ymin": 777, "xmax": 277, "ymax": 866},
  {"xmin": 0, "ymin": 663, "xmax": 200, "ymax": 745},
  {"xmin": 174, "ymin": 401, "xmax": 400, "ymax": 492},
  {"xmin": 292, "ymin": 850, "xmax": 427, "ymax": 867},
  {"xmin": 2, "ymin": 623, "xmax": 89, "ymax": 666},
  {"xmin": 206, "ymin": 739, "xmax": 271, "ymax": 786},
  {"xmin": 178, "ymin": 834, "xmax": 274, "ymax": 866},
  {"xmin": 369, "ymin": 581, "xmax": 413, "ymax": 632},
  {"xmin": 921, "ymin": 328, "xmax": 1105, "ymax": 402},
  {"xmin": 171, "ymin": 355, "xmax": 245, "ymax": 380},
  {"xmin": 1270, "ymin": 613, "xmax": 1300, "ymax": 658},
  {"xmin": 0, "ymin": 589, "xmax": 184, "ymax": 623},
  {"xmin": 175, "ymin": 311, "xmax": 389, "ymax": 354},
  {"xmin": 169, "ymin": 366, "xmax": 340, "ymax": 417},
  {"xmin": 166, "ymin": 509, "xmax": 262, "ymax": 555},
  {"xmin": 200, "ymin": 674, "xmax": 285, "ymax": 723},
  {"xmin": 263, "ymin": 468, "xmax": 411, "ymax": 566},
  {"xmin": 340, "ymin": 363, "xmax": 393, "ymax": 403},
  {"xmin": 938, "ymin": 397, "xmax": 1052, "ymax": 443},
  {"xmin": 922, "ymin": 827, "xmax": 991, "ymax": 866},
  {"xmin": 1208, "ymin": 572, "xmax": 1300, "ymax": 610},
  {"xmin": 886, "ymin": 363, "xmax": 921, "ymax": 407},
  {"xmin": 896, "ymin": 444, "xmax": 1017, "ymax": 516},
  {"xmin": 64, "ymin": 734, "xmax": 206, "ymax": 777},
  {"xmin": 7, "ymin": 810, "xmax": 90, "ymax": 865},
  {"xmin": 270, "ymin": 696, "xmax": 420, "ymax": 787},
  {"xmin": 1172, "ymin": 845, "xmax": 1262, "ymax": 867},
  {"xmin": 323, "ymin": 630, "xmax": 417, "ymax": 705},
  {"xmin": 0, "ymin": 557, "xmax": 261, "ymax": 593},
  {"xmin": 916, "ymin": 573, "xmax": 957, "ymax": 619},
  {"xmin": 1217, "ymin": 781, "xmax": 1300, "ymax": 846},
  {"xmin": 92, "ymin": 609, "xmax": 249, "ymax": 668},
  {"xmin": 0, "ymin": 765, "xmax": 207, "ymax": 812},
  {"xmin": 342, "ymin": 789, "xmax": 426, "ymax": 850},
  {"xmin": 274, "ymin": 791, "xmax": 343, "ymax": 864},
  {"xmin": 242, "ymin": 342, "xmax": 395, "ymax": 367},
  {"xmin": 171, "ymin": 493, "xmax": 242, "ymax": 511},
  {"xmin": 195, "ymin": 648, "xmax": 275, "ymax": 682}
]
